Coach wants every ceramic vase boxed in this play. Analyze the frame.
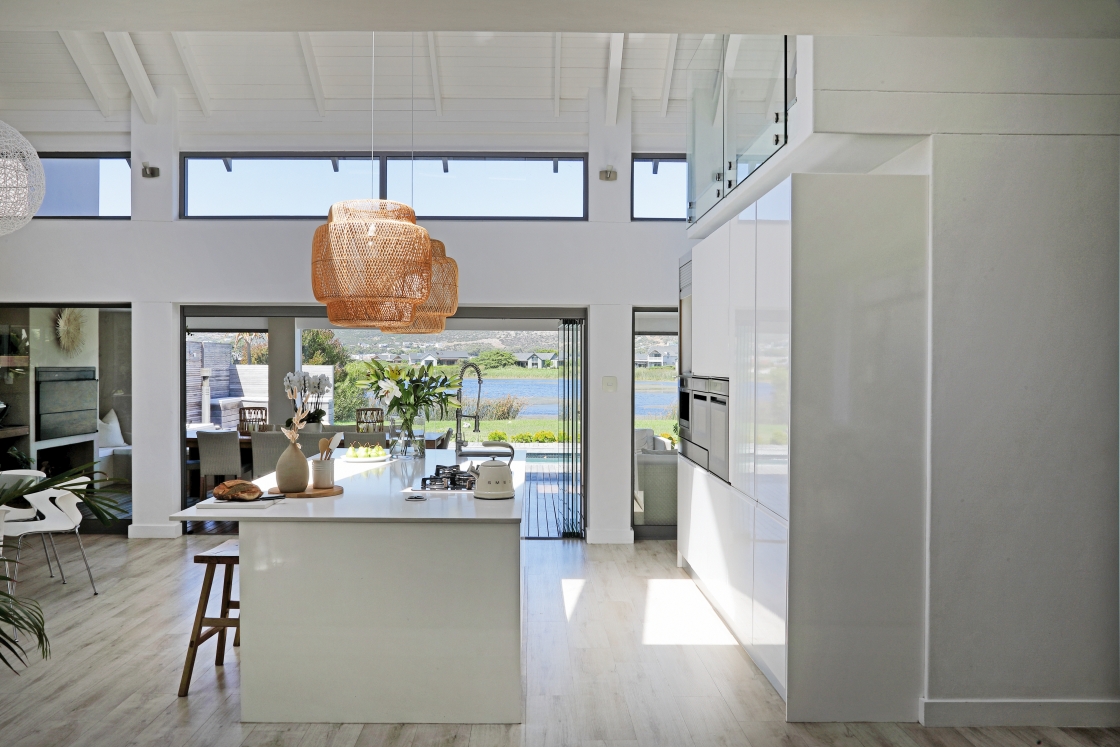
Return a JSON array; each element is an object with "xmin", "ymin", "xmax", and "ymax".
[{"xmin": 275, "ymin": 442, "xmax": 309, "ymax": 493}]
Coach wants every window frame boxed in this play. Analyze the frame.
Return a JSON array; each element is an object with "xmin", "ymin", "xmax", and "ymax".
[
  {"xmin": 180, "ymin": 151, "xmax": 589, "ymax": 221},
  {"xmin": 631, "ymin": 153, "xmax": 687, "ymax": 222},
  {"xmin": 33, "ymin": 151, "xmax": 132, "ymax": 220}
]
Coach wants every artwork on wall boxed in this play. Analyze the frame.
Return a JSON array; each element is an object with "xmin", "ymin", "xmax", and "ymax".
[{"xmin": 55, "ymin": 308, "xmax": 85, "ymax": 357}]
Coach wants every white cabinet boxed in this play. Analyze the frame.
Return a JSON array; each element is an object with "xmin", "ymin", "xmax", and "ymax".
[
  {"xmin": 680, "ymin": 173, "xmax": 928, "ymax": 720},
  {"xmin": 679, "ymin": 453, "xmax": 785, "ymax": 697},
  {"xmin": 729, "ymin": 207, "xmax": 757, "ymax": 498},
  {"xmin": 690, "ymin": 222, "xmax": 730, "ymax": 377}
]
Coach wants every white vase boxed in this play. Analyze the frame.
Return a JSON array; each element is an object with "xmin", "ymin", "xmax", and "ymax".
[{"xmin": 303, "ymin": 422, "xmax": 322, "ymax": 433}]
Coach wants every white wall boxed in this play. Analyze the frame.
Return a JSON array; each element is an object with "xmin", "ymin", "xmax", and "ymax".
[
  {"xmin": 586, "ymin": 303, "xmax": 634, "ymax": 543},
  {"xmin": 922, "ymin": 133, "xmax": 1120, "ymax": 726}
]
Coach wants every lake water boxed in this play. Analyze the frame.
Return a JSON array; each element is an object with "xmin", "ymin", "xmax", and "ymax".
[{"xmin": 463, "ymin": 378, "xmax": 677, "ymax": 418}]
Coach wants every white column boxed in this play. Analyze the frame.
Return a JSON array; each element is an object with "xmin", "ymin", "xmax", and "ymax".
[
  {"xmin": 128, "ymin": 301, "xmax": 182, "ymax": 538},
  {"xmin": 587, "ymin": 87, "xmax": 632, "ymax": 223},
  {"xmin": 586, "ymin": 303, "xmax": 634, "ymax": 543},
  {"xmin": 130, "ymin": 86, "xmax": 178, "ymax": 222},
  {"xmin": 268, "ymin": 318, "xmax": 297, "ymax": 426}
]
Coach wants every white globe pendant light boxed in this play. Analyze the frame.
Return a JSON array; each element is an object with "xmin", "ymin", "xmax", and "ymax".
[{"xmin": 0, "ymin": 120, "xmax": 45, "ymax": 236}]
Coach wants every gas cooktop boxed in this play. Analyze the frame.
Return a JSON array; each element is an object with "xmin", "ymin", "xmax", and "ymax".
[{"xmin": 412, "ymin": 464, "xmax": 476, "ymax": 491}]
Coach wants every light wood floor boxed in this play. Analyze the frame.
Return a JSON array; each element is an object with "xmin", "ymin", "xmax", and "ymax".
[{"xmin": 0, "ymin": 535, "xmax": 1114, "ymax": 747}]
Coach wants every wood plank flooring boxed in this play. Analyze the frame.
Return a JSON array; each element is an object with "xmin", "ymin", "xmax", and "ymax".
[{"xmin": 0, "ymin": 536, "xmax": 1115, "ymax": 747}]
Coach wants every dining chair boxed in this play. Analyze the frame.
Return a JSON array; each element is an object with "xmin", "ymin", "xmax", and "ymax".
[
  {"xmin": 238, "ymin": 407, "xmax": 268, "ymax": 434},
  {"xmin": 296, "ymin": 432, "xmax": 328, "ymax": 459},
  {"xmin": 0, "ymin": 469, "xmax": 60, "ymax": 579},
  {"xmin": 6, "ymin": 479, "xmax": 99, "ymax": 594},
  {"xmin": 251, "ymin": 431, "xmax": 291, "ymax": 479},
  {"xmin": 197, "ymin": 431, "xmax": 249, "ymax": 498},
  {"xmin": 355, "ymin": 408, "xmax": 385, "ymax": 433}
]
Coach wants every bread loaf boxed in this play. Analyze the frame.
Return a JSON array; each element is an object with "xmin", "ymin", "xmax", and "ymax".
[{"xmin": 213, "ymin": 480, "xmax": 263, "ymax": 501}]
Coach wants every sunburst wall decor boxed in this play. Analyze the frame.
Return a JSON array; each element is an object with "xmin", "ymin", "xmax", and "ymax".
[{"xmin": 55, "ymin": 308, "xmax": 85, "ymax": 356}]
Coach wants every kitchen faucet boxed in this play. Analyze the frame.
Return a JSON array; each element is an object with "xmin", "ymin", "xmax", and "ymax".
[{"xmin": 455, "ymin": 362, "xmax": 483, "ymax": 456}]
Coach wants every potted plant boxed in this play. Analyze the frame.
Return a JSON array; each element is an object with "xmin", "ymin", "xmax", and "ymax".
[
  {"xmin": 0, "ymin": 465, "xmax": 126, "ymax": 672},
  {"xmin": 358, "ymin": 361, "xmax": 461, "ymax": 459},
  {"xmin": 283, "ymin": 371, "xmax": 332, "ymax": 431}
]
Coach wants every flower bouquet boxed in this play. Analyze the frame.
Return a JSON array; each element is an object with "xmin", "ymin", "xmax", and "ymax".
[
  {"xmin": 283, "ymin": 371, "xmax": 332, "ymax": 427},
  {"xmin": 358, "ymin": 361, "xmax": 461, "ymax": 458}
]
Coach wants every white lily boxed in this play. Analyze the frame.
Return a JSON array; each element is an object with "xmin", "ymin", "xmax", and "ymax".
[{"xmin": 378, "ymin": 379, "xmax": 401, "ymax": 403}]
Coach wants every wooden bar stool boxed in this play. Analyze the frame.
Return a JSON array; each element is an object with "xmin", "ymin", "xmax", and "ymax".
[{"xmin": 179, "ymin": 539, "xmax": 240, "ymax": 697}]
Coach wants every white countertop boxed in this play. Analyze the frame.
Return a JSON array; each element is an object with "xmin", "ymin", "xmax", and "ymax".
[{"xmin": 170, "ymin": 449, "xmax": 523, "ymax": 524}]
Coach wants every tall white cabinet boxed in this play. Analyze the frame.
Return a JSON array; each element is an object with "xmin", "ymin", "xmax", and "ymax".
[{"xmin": 679, "ymin": 173, "xmax": 928, "ymax": 721}]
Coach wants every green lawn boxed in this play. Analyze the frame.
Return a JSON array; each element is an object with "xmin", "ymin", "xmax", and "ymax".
[{"xmin": 331, "ymin": 417, "xmax": 679, "ymax": 443}]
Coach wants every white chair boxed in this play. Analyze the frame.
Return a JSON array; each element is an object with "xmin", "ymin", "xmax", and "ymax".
[
  {"xmin": 6, "ymin": 478, "xmax": 99, "ymax": 595},
  {"xmin": 0, "ymin": 469, "xmax": 62, "ymax": 579}
]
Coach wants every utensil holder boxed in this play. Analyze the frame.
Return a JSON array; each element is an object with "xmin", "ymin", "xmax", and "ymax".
[{"xmin": 311, "ymin": 458, "xmax": 335, "ymax": 489}]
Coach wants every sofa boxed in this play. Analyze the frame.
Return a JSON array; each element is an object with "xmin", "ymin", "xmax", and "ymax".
[{"xmin": 633, "ymin": 428, "xmax": 677, "ymax": 526}]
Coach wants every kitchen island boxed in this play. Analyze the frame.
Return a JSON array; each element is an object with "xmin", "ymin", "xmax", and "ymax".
[{"xmin": 171, "ymin": 450, "xmax": 523, "ymax": 724}]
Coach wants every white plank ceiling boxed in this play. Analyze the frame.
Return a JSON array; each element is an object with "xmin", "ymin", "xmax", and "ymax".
[{"xmin": 0, "ymin": 31, "xmax": 754, "ymax": 153}]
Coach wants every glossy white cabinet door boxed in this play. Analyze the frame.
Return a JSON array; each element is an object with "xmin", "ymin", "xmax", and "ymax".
[
  {"xmin": 752, "ymin": 504, "xmax": 788, "ymax": 697},
  {"xmin": 690, "ymin": 221, "xmax": 731, "ymax": 377},
  {"xmin": 754, "ymin": 179, "xmax": 791, "ymax": 520},
  {"xmin": 729, "ymin": 205, "xmax": 757, "ymax": 498}
]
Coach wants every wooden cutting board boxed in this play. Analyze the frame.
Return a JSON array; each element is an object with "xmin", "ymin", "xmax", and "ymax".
[{"xmin": 267, "ymin": 484, "xmax": 343, "ymax": 498}]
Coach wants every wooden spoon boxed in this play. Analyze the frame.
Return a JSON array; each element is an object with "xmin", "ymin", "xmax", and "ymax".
[{"xmin": 318, "ymin": 437, "xmax": 330, "ymax": 460}]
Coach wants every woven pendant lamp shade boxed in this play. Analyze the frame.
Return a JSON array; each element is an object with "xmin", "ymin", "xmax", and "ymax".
[
  {"xmin": 311, "ymin": 200, "xmax": 432, "ymax": 326},
  {"xmin": 379, "ymin": 239, "xmax": 459, "ymax": 334},
  {"xmin": 0, "ymin": 120, "xmax": 45, "ymax": 236}
]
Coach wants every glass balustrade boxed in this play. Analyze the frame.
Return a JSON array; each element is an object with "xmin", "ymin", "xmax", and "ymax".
[{"xmin": 687, "ymin": 35, "xmax": 788, "ymax": 223}]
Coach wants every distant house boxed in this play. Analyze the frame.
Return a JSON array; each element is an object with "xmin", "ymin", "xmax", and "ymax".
[
  {"xmin": 435, "ymin": 350, "xmax": 472, "ymax": 366},
  {"xmin": 513, "ymin": 352, "xmax": 558, "ymax": 369},
  {"xmin": 636, "ymin": 345, "xmax": 678, "ymax": 369}
]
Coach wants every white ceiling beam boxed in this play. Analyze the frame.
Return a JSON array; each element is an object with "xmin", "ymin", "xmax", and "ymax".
[
  {"xmin": 552, "ymin": 32, "xmax": 562, "ymax": 117},
  {"xmin": 659, "ymin": 33, "xmax": 677, "ymax": 118},
  {"xmin": 426, "ymin": 31, "xmax": 443, "ymax": 117},
  {"xmin": 604, "ymin": 32, "xmax": 624, "ymax": 126},
  {"xmin": 298, "ymin": 31, "xmax": 326, "ymax": 118},
  {"xmin": 58, "ymin": 31, "xmax": 112, "ymax": 118},
  {"xmin": 171, "ymin": 31, "xmax": 211, "ymax": 117},
  {"xmin": 104, "ymin": 31, "xmax": 157, "ymax": 124}
]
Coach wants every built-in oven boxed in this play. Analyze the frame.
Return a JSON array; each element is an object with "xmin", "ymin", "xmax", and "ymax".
[{"xmin": 678, "ymin": 375, "xmax": 729, "ymax": 481}]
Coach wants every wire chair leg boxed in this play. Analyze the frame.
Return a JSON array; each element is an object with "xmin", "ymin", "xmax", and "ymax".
[
  {"xmin": 48, "ymin": 534, "xmax": 66, "ymax": 584},
  {"xmin": 39, "ymin": 534, "xmax": 54, "ymax": 578},
  {"xmin": 73, "ymin": 529, "xmax": 97, "ymax": 595},
  {"xmin": 11, "ymin": 536, "xmax": 22, "ymax": 644}
]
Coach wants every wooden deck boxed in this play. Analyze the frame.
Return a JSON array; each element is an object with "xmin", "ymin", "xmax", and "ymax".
[{"xmin": 522, "ymin": 457, "xmax": 578, "ymax": 539}]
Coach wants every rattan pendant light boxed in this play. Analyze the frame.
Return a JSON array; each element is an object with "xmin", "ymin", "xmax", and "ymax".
[
  {"xmin": 311, "ymin": 32, "xmax": 447, "ymax": 328},
  {"xmin": 311, "ymin": 199, "xmax": 432, "ymax": 325},
  {"xmin": 378, "ymin": 239, "xmax": 459, "ymax": 333}
]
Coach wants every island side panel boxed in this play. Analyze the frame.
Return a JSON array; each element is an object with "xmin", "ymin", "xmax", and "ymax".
[{"xmin": 239, "ymin": 520, "xmax": 522, "ymax": 723}]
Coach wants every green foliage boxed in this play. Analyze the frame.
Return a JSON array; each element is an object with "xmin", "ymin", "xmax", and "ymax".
[
  {"xmin": 660, "ymin": 432, "xmax": 677, "ymax": 446},
  {"xmin": 357, "ymin": 360, "xmax": 462, "ymax": 422},
  {"xmin": 476, "ymin": 350, "xmax": 517, "ymax": 369},
  {"xmin": 487, "ymin": 431, "xmax": 509, "ymax": 442},
  {"xmin": 332, "ymin": 362, "xmax": 368, "ymax": 424},
  {"xmin": 534, "ymin": 348, "xmax": 558, "ymax": 354},
  {"xmin": 511, "ymin": 432, "xmax": 535, "ymax": 443},
  {"xmin": 302, "ymin": 329, "xmax": 351, "ymax": 382},
  {"xmin": 476, "ymin": 395, "xmax": 525, "ymax": 421},
  {"xmin": 533, "ymin": 430, "xmax": 557, "ymax": 443}
]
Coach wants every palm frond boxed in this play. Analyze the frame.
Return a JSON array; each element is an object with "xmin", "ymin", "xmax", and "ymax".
[{"xmin": 0, "ymin": 549, "xmax": 49, "ymax": 673}]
